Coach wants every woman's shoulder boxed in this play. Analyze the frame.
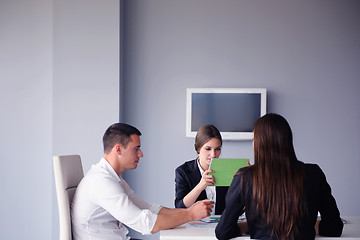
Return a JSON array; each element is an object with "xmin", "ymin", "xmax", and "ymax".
[
  {"xmin": 302, "ymin": 162, "xmax": 328, "ymax": 183},
  {"xmin": 175, "ymin": 159, "xmax": 197, "ymax": 172},
  {"xmin": 234, "ymin": 166, "xmax": 253, "ymax": 181},
  {"xmin": 303, "ymin": 162, "xmax": 323, "ymax": 174},
  {"xmin": 237, "ymin": 165, "xmax": 253, "ymax": 174}
]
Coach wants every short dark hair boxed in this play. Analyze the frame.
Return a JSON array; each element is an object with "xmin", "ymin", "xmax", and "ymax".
[
  {"xmin": 102, "ymin": 123, "xmax": 141, "ymax": 154},
  {"xmin": 194, "ymin": 124, "xmax": 222, "ymax": 153}
]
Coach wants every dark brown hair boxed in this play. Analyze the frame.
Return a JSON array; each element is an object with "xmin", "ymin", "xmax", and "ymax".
[
  {"xmin": 252, "ymin": 113, "xmax": 305, "ymax": 240},
  {"xmin": 103, "ymin": 123, "xmax": 141, "ymax": 154},
  {"xmin": 194, "ymin": 124, "xmax": 222, "ymax": 153}
]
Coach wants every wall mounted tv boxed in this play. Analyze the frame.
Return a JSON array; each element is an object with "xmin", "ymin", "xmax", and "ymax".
[{"xmin": 186, "ymin": 88, "xmax": 267, "ymax": 140}]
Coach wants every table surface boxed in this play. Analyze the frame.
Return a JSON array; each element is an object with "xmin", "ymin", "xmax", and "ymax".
[{"xmin": 160, "ymin": 216, "xmax": 360, "ymax": 240}]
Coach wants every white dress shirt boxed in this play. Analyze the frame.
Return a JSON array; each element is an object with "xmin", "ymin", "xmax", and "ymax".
[
  {"xmin": 71, "ymin": 158, "xmax": 162, "ymax": 240},
  {"xmin": 197, "ymin": 159, "xmax": 216, "ymax": 215}
]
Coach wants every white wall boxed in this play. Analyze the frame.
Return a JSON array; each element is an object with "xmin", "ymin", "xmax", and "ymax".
[
  {"xmin": 0, "ymin": 0, "xmax": 53, "ymax": 239},
  {"xmin": 0, "ymin": 0, "xmax": 119, "ymax": 239},
  {"xmin": 122, "ymin": 1, "xmax": 360, "ymax": 239}
]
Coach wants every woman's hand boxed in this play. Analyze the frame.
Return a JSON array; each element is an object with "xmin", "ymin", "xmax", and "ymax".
[
  {"xmin": 198, "ymin": 169, "xmax": 216, "ymax": 190},
  {"xmin": 182, "ymin": 169, "xmax": 215, "ymax": 208}
]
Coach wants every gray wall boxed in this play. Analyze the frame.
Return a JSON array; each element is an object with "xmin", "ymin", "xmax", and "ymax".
[
  {"xmin": 1, "ymin": 0, "xmax": 359, "ymax": 240},
  {"xmin": 122, "ymin": 0, "xmax": 360, "ymax": 238},
  {"xmin": 0, "ymin": 0, "xmax": 119, "ymax": 239},
  {"xmin": 0, "ymin": 0, "xmax": 53, "ymax": 239},
  {"xmin": 52, "ymin": 0, "xmax": 120, "ymax": 239}
]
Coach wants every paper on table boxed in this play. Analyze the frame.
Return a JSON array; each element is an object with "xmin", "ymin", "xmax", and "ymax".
[{"xmin": 209, "ymin": 158, "xmax": 249, "ymax": 186}]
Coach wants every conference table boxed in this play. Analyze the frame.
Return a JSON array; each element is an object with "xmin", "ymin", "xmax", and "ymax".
[{"xmin": 160, "ymin": 216, "xmax": 360, "ymax": 240}]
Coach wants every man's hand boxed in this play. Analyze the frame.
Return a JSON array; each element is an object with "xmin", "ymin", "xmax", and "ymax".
[
  {"xmin": 188, "ymin": 199, "xmax": 214, "ymax": 221},
  {"xmin": 237, "ymin": 221, "xmax": 248, "ymax": 235},
  {"xmin": 151, "ymin": 200, "xmax": 214, "ymax": 233},
  {"xmin": 315, "ymin": 220, "xmax": 320, "ymax": 235}
]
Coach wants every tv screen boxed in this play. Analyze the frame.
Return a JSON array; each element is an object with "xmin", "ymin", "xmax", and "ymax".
[{"xmin": 186, "ymin": 88, "xmax": 267, "ymax": 140}]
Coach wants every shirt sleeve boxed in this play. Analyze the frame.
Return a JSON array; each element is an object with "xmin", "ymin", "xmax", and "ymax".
[
  {"xmin": 90, "ymin": 175, "xmax": 160, "ymax": 235},
  {"xmin": 126, "ymin": 181, "xmax": 163, "ymax": 214},
  {"xmin": 215, "ymin": 172, "xmax": 244, "ymax": 240},
  {"xmin": 316, "ymin": 165, "xmax": 344, "ymax": 237},
  {"xmin": 174, "ymin": 166, "xmax": 190, "ymax": 208}
]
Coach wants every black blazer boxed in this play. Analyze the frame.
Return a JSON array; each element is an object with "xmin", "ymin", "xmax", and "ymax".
[
  {"xmin": 175, "ymin": 159, "xmax": 229, "ymax": 215},
  {"xmin": 215, "ymin": 162, "xmax": 343, "ymax": 240}
]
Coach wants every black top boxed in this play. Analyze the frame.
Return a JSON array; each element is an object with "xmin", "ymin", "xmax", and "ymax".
[
  {"xmin": 175, "ymin": 159, "xmax": 229, "ymax": 215},
  {"xmin": 215, "ymin": 162, "xmax": 343, "ymax": 240}
]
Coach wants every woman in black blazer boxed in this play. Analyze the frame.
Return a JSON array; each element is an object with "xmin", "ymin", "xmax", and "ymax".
[
  {"xmin": 215, "ymin": 113, "xmax": 343, "ymax": 240},
  {"xmin": 175, "ymin": 125, "xmax": 228, "ymax": 215}
]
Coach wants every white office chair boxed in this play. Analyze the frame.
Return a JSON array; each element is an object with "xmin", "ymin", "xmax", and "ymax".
[{"xmin": 53, "ymin": 155, "xmax": 84, "ymax": 240}]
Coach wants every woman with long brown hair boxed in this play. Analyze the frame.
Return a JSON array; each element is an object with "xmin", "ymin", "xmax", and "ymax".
[{"xmin": 215, "ymin": 113, "xmax": 343, "ymax": 239}]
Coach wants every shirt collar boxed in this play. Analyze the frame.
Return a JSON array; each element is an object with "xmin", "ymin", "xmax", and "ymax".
[
  {"xmin": 99, "ymin": 157, "xmax": 122, "ymax": 182},
  {"xmin": 196, "ymin": 157, "xmax": 205, "ymax": 175}
]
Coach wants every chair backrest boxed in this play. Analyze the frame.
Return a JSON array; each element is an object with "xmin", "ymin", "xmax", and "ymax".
[{"xmin": 53, "ymin": 155, "xmax": 84, "ymax": 240}]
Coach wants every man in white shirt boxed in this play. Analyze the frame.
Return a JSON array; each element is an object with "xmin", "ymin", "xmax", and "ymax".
[{"xmin": 71, "ymin": 123, "xmax": 213, "ymax": 240}]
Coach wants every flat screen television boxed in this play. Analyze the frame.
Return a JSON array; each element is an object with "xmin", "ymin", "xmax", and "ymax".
[{"xmin": 186, "ymin": 88, "xmax": 267, "ymax": 140}]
